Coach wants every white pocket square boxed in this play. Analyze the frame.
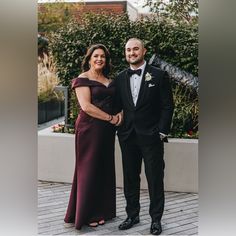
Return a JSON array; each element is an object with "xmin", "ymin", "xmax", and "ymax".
[{"xmin": 148, "ymin": 83, "xmax": 155, "ymax": 88}]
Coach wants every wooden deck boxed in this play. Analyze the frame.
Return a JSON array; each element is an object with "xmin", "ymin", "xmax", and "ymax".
[
  {"xmin": 38, "ymin": 119, "xmax": 198, "ymax": 235},
  {"xmin": 38, "ymin": 181, "xmax": 198, "ymax": 235}
]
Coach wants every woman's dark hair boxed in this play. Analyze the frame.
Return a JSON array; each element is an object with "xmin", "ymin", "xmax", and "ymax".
[{"xmin": 82, "ymin": 44, "xmax": 111, "ymax": 77}]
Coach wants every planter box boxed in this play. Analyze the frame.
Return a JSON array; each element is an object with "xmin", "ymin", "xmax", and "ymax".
[
  {"xmin": 38, "ymin": 100, "xmax": 64, "ymax": 124},
  {"xmin": 38, "ymin": 128, "xmax": 198, "ymax": 193}
]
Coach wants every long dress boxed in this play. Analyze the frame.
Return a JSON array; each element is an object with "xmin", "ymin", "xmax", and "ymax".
[{"xmin": 64, "ymin": 77, "xmax": 116, "ymax": 229}]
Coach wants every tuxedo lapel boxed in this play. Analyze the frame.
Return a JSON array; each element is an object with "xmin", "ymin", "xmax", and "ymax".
[
  {"xmin": 124, "ymin": 69, "xmax": 135, "ymax": 107},
  {"xmin": 135, "ymin": 64, "xmax": 149, "ymax": 109}
]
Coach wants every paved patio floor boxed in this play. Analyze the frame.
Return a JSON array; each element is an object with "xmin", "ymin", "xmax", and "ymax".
[{"xmin": 38, "ymin": 181, "xmax": 198, "ymax": 235}]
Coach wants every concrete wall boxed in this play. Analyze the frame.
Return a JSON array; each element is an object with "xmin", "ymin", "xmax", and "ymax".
[{"xmin": 38, "ymin": 127, "xmax": 198, "ymax": 192}]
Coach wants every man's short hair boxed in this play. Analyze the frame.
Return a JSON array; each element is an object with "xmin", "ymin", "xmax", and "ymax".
[{"xmin": 126, "ymin": 38, "xmax": 145, "ymax": 48}]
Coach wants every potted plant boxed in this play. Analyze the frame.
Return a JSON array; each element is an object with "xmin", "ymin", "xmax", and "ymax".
[{"xmin": 38, "ymin": 54, "xmax": 64, "ymax": 124}]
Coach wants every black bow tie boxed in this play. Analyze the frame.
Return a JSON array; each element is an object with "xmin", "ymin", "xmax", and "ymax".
[{"xmin": 127, "ymin": 68, "xmax": 142, "ymax": 76}]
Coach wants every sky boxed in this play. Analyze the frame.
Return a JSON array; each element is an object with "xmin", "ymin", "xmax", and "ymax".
[
  {"xmin": 128, "ymin": 0, "xmax": 151, "ymax": 13},
  {"xmin": 38, "ymin": 0, "xmax": 151, "ymax": 13}
]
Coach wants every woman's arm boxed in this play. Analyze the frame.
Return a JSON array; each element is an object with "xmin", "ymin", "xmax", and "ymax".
[{"xmin": 75, "ymin": 86, "xmax": 119, "ymax": 124}]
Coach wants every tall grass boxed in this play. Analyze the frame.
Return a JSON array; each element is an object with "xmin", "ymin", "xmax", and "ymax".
[{"xmin": 38, "ymin": 53, "xmax": 62, "ymax": 102}]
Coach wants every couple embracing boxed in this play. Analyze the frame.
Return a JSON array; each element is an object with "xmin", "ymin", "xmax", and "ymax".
[{"xmin": 64, "ymin": 38, "xmax": 174, "ymax": 235}]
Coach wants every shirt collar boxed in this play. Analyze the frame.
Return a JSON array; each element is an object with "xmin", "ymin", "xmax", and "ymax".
[{"xmin": 130, "ymin": 60, "xmax": 146, "ymax": 72}]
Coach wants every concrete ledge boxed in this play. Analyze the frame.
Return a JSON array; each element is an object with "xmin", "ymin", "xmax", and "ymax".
[{"xmin": 38, "ymin": 128, "xmax": 198, "ymax": 192}]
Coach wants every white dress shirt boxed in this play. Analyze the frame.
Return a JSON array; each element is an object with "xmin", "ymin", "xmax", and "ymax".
[{"xmin": 129, "ymin": 61, "xmax": 146, "ymax": 106}]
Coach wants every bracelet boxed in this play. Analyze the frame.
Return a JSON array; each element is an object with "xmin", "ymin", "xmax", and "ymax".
[{"xmin": 108, "ymin": 115, "xmax": 113, "ymax": 121}]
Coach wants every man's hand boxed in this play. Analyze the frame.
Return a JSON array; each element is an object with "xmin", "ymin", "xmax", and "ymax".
[
  {"xmin": 159, "ymin": 132, "xmax": 167, "ymax": 141},
  {"xmin": 115, "ymin": 111, "xmax": 123, "ymax": 126}
]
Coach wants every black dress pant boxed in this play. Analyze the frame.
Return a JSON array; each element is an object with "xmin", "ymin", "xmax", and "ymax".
[{"xmin": 118, "ymin": 130, "xmax": 165, "ymax": 222}]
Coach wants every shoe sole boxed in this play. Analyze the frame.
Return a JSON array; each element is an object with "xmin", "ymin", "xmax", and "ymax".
[{"xmin": 150, "ymin": 231, "xmax": 162, "ymax": 235}]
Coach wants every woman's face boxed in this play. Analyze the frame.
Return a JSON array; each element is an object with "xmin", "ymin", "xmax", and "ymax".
[{"xmin": 89, "ymin": 48, "xmax": 106, "ymax": 71}]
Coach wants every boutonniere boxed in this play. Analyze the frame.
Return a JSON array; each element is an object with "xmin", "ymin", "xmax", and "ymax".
[{"xmin": 145, "ymin": 72, "xmax": 153, "ymax": 82}]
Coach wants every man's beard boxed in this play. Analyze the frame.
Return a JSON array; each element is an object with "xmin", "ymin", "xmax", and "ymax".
[{"xmin": 127, "ymin": 57, "xmax": 143, "ymax": 65}]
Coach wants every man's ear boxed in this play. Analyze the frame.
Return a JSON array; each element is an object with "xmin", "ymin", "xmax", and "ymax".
[{"xmin": 143, "ymin": 48, "xmax": 147, "ymax": 56}]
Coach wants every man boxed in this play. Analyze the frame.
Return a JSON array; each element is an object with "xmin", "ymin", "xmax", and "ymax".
[{"xmin": 114, "ymin": 38, "xmax": 174, "ymax": 235}]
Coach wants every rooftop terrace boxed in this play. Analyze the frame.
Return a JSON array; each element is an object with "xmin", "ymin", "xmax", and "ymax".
[{"xmin": 38, "ymin": 181, "xmax": 198, "ymax": 235}]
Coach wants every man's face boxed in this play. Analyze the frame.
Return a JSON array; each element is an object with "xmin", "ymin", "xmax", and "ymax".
[{"xmin": 125, "ymin": 39, "xmax": 146, "ymax": 66}]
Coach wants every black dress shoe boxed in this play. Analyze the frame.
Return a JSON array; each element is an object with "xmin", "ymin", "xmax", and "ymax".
[
  {"xmin": 150, "ymin": 221, "xmax": 162, "ymax": 235},
  {"xmin": 118, "ymin": 216, "xmax": 140, "ymax": 230}
]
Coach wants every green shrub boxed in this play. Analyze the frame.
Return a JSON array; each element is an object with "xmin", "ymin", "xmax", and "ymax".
[
  {"xmin": 48, "ymin": 12, "xmax": 198, "ymax": 138},
  {"xmin": 170, "ymin": 82, "xmax": 198, "ymax": 138}
]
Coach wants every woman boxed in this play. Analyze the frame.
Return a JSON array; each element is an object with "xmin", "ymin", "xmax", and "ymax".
[{"xmin": 64, "ymin": 44, "xmax": 121, "ymax": 230}]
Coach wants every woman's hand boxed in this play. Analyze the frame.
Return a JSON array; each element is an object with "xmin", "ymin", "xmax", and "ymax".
[
  {"xmin": 109, "ymin": 114, "xmax": 120, "ymax": 125},
  {"xmin": 109, "ymin": 111, "xmax": 123, "ymax": 126},
  {"xmin": 115, "ymin": 111, "xmax": 123, "ymax": 126}
]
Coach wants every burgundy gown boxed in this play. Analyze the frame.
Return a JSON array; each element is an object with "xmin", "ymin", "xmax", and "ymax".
[{"xmin": 64, "ymin": 77, "xmax": 116, "ymax": 229}]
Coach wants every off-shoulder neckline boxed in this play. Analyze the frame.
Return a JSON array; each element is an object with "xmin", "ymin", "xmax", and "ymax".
[{"xmin": 76, "ymin": 76, "xmax": 113, "ymax": 88}]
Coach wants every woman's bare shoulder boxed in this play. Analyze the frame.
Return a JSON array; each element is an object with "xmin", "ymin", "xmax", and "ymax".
[{"xmin": 78, "ymin": 72, "xmax": 89, "ymax": 78}]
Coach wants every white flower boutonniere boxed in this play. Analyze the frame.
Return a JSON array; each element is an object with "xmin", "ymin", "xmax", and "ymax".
[{"xmin": 145, "ymin": 72, "xmax": 153, "ymax": 82}]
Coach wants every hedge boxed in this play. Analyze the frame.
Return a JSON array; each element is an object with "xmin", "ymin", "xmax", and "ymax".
[{"xmin": 48, "ymin": 12, "xmax": 198, "ymax": 138}]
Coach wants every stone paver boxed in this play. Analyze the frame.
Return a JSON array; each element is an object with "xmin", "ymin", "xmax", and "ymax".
[{"xmin": 38, "ymin": 181, "xmax": 198, "ymax": 235}]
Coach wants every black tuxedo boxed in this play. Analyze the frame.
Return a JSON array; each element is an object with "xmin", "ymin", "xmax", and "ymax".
[
  {"xmin": 115, "ymin": 64, "xmax": 174, "ymax": 143},
  {"xmin": 114, "ymin": 63, "xmax": 174, "ymax": 222}
]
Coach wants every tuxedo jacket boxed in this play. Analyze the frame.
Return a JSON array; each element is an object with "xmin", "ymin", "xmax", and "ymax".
[{"xmin": 114, "ymin": 64, "xmax": 174, "ymax": 143}]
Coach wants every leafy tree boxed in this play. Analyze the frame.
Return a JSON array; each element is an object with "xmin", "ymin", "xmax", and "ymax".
[
  {"xmin": 38, "ymin": 34, "xmax": 49, "ymax": 56},
  {"xmin": 38, "ymin": 0, "xmax": 83, "ymax": 33},
  {"xmin": 143, "ymin": 0, "xmax": 198, "ymax": 25}
]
